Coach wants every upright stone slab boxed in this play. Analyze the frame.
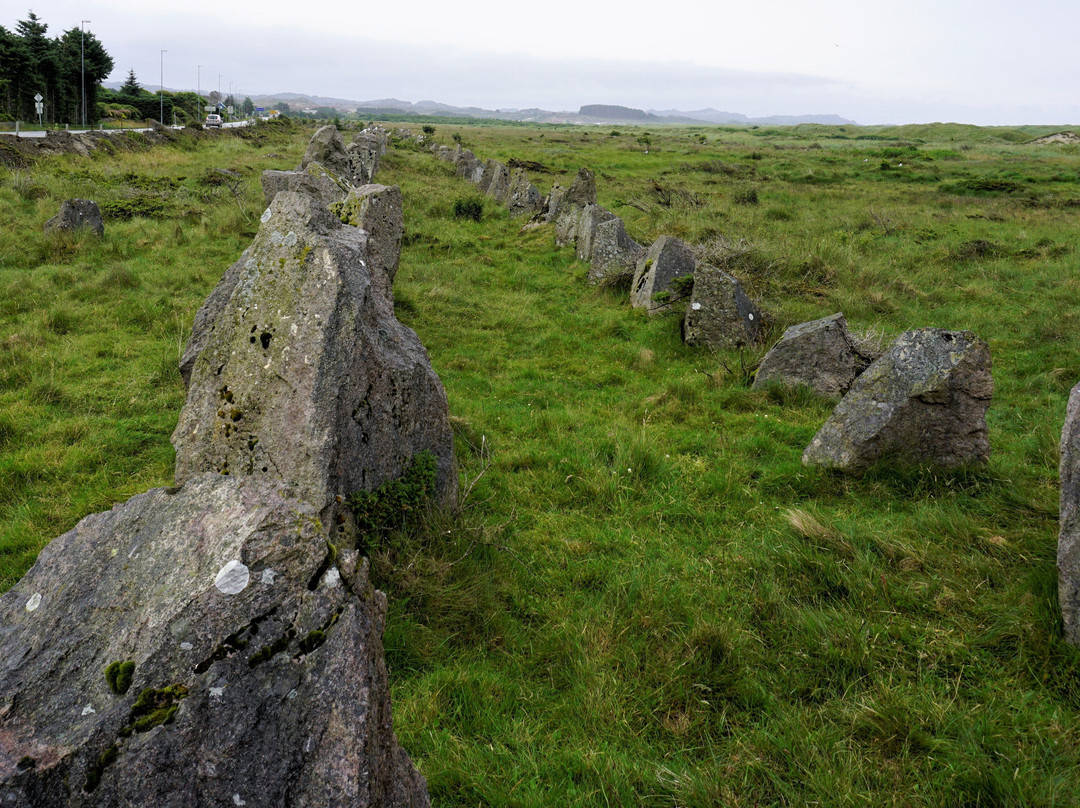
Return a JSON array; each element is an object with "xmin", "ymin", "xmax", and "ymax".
[
  {"xmin": 506, "ymin": 168, "xmax": 543, "ymax": 217},
  {"xmin": 173, "ymin": 191, "xmax": 457, "ymax": 527},
  {"xmin": 553, "ymin": 169, "xmax": 597, "ymax": 247},
  {"xmin": 301, "ymin": 125, "xmax": 351, "ymax": 179},
  {"xmin": 682, "ymin": 263, "xmax": 764, "ymax": 348},
  {"xmin": 803, "ymin": 328, "xmax": 993, "ymax": 473},
  {"xmin": 753, "ymin": 313, "xmax": 870, "ymax": 396},
  {"xmin": 587, "ymin": 217, "xmax": 645, "ymax": 286},
  {"xmin": 631, "ymin": 236, "xmax": 696, "ymax": 314},
  {"xmin": 454, "ymin": 149, "xmax": 483, "ymax": 182},
  {"xmin": 575, "ymin": 204, "xmax": 617, "ymax": 263},
  {"xmin": 478, "ymin": 160, "xmax": 511, "ymax": 203},
  {"xmin": 43, "ymin": 199, "xmax": 104, "ymax": 237},
  {"xmin": 334, "ymin": 183, "xmax": 405, "ymax": 304},
  {"xmin": 0, "ymin": 473, "xmax": 429, "ymax": 808},
  {"xmin": 1061, "ymin": 383, "xmax": 1080, "ymax": 646}
]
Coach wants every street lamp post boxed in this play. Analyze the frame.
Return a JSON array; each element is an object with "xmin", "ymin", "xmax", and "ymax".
[
  {"xmin": 197, "ymin": 64, "xmax": 203, "ymax": 123},
  {"xmin": 159, "ymin": 50, "xmax": 167, "ymax": 124},
  {"xmin": 80, "ymin": 21, "xmax": 90, "ymax": 127}
]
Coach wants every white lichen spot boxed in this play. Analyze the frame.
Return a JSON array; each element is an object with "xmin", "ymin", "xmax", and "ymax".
[
  {"xmin": 748, "ymin": 312, "xmax": 755, "ymax": 321},
  {"xmin": 287, "ymin": 689, "xmax": 297, "ymax": 700},
  {"xmin": 691, "ymin": 302, "xmax": 702, "ymax": 311},
  {"xmin": 261, "ymin": 568, "xmax": 278, "ymax": 585},
  {"xmin": 214, "ymin": 560, "xmax": 250, "ymax": 595},
  {"xmin": 180, "ymin": 642, "xmax": 194, "ymax": 651},
  {"xmin": 81, "ymin": 704, "xmax": 96, "ymax": 716},
  {"xmin": 284, "ymin": 231, "xmax": 298, "ymax": 247},
  {"xmin": 322, "ymin": 567, "xmax": 341, "ymax": 589},
  {"xmin": 25, "ymin": 593, "xmax": 41, "ymax": 613},
  {"xmin": 260, "ymin": 208, "xmax": 272, "ymax": 223},
  {"xmin": 233, "ymin": 795, "xmax": 247, "ymax": 807},
  {"xmin": 290, "ymin": 323, "xmax": 298, "ymax": 336},
  {"xmin": 210, "ymin": 686, "xmax": 225, "ymax": 698}
]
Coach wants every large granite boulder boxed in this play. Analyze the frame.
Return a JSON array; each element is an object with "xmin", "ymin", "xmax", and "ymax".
[
  {"xmin": 506, "ymin": 168, "xmax": 543, "ymax": 217},
  {"xmin": 753, "ymin": 313, "xmax": 871, "ymax": 396},
  {"xmin": 345, "ymin": 140, "xmax": 380, "ymax": 185},
  {"xmin": 682, "ymin": 263, "xmax": 764, "ymax": 347},
  {"xmin": 260, "ymin": 162, "xmax": 350, "ymax": 208},
  {"xmin": 575, "ymin": 204, "xmax": 617, "ymax": 263},
  {"xmin": 1061, "ymin": 383, "xmax": 1080, "ymax": 646},
  {"xmin": 173, "ymin": 191, "xmax": 457, "ymax": 527},
  {"xmin": 631, "ymin": 236, "xmax": 696, "ymax": 314},
  {"xmin": 803, "ymin": 328, "xmax": 993, "ymax": 473},
  {"xmin": 454, "ymin": 149, "xmax": 484, "ymax": 183},
  {"xmin": 43, "ymin": 199, "xmax": 104, "ymax": 237},
  {"xmin": 0, "ymin": 473, "xmax": 428, "ymax": 808},
  {"xmin": 333, "ymin": 184, "xmax": 405, "ymax": 304},
  {"xmin": 301, "ymin": 125, "xmax": 373, "ymax": 186}
]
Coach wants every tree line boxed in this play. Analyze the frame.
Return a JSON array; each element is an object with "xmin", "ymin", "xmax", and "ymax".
[{"xmin": 0, "ymin": 12, "xmax": 113, "ymax": 124}]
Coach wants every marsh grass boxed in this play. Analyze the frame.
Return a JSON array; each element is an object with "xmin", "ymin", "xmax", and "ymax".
[{"xmin": 3, "ymin": 118, "xmax": 1080, "ymax": 805}]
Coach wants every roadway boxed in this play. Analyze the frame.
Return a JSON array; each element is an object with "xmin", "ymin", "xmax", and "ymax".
[{"xmin": 1, "ymin": 120, "xmax": 251, "ymax": 139}]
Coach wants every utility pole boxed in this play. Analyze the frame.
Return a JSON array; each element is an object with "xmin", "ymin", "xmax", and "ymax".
[
  {"xmin": 198, "ymin": 64, "xmax": 203, "ymax": 121},
  {"xmin": 160, "ymin": 50, "xmax": 167, "ymax": 124},
  {"xmin": 80, "ymin": 20, "xmax": 90, "ymax": 127}
]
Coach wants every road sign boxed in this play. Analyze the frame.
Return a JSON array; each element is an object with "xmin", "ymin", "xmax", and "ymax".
[
  {"xmin": 226, "ymin": 106, "xmax": 233, "ymax": 114},
  {"xmin": 256, "ymin": 107, "xmax": 264, "ymax": 112},
  {"xmin": 205, "ymin": 105, "xmax": 216, "ymax": 112},
  {"xmin": 34, "ymin": 102, "xmax": 43, "ymax": 114},
  {"xmin": 34, "ymin": 93, "xmax": 43, "ymax": 103}
]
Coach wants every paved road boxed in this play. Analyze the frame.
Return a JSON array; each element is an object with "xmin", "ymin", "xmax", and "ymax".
[{"xmin": 1, "ymin": 120, "xmax": 250, "ymax": 139}]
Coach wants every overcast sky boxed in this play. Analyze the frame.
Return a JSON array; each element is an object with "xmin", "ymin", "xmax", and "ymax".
[{"xmin": 15, "ymin": 1, "xmax": 1080, "ymax": 125}]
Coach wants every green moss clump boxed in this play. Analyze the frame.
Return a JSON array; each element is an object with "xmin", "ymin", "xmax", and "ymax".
[
  {"xmin": 104, "ymin": 660, "xmax": 136, "ymax": 695},
  {"xmin": 249, "ymin": 631, "xmax": 292, "ymax": 667},
  {"xmin": 84, "ymin": 744, "xmax": 117, "ymax": 792},
  {"xmin": 349, "ymin": 451, "xmax": 438, "ymax": 533},
  {"xmin": 117, "ymin": 684, "xmax": 188, "ymax": 738}
]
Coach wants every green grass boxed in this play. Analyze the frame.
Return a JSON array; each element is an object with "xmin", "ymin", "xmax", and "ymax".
[{"xmin": 4, "ymin": 118, "xmax": 1080, "ymax": 805}]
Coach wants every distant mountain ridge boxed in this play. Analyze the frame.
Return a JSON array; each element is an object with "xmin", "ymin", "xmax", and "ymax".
[{"xmin": 104, "ymin": 83, "xmax": 858, "ymax": 126}]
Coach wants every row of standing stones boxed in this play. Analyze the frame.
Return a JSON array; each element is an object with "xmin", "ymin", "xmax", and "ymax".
[
  {"xmin": 431, "ymin": 135, "xmax": 1080, "ymax": 641},
  {"xmin": 2, "ymin": 125, "xmax": 449, "ymax": 806},
  {"xmin": 426, "ymin": 137, "xmax": 995, "ymax": 476}
]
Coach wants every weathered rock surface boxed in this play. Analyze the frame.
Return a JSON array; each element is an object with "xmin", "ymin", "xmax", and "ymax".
[
  {"xmin": 1060, "ymin": 382, "xmax": 1080, "ymax": 646},
  {"xmin": 454, "ymin": 149, "xmax": 484, "ymax": 183},
  {"xmin": 43, "ymin": 199, "xmax": 104, "ymax": 237},
  {"xmin": 574, "ymin": 206, "xmax": 643, "ymax": 285},
  {"xmin": 334, "ymin": 183, "xmax": 405, "ymax": 304},
  {"xmin": 301, "ymin": 125, "xmax": 374, "ymax": 187},
  {"xmin": 173, "ymin": 191, "xmax": 457, "ymax": 525},
  {"xmin": 682, "ymin": 263, "xmax": 764, "ymax": 348},
  {"xmin": 802, "ymin": 328, "xmax": 993, "ymax": 473},
  {"xmin": 506, "ymin": 168, "xmax": 543, "ymax": 217},
  {"xmin": 631, "ymin": 236, "xmax": 696, "ymax": 314},
  {"xmin": 553, "ymin": 169, "xmax": 597, "ymax": 246},
  {"xmin": 752, "ymin": 313, "xmax": 871, "ymax": 396},
  {"xmin": 478, "ymin": 160, "xmax": 511, "ymax": 203},
  {"xmin": 260, "ymin": 162, "xmax": 349, "ymax": 208},
  {"xmin": 0, "ymin": 473, "xmax": 429, "ymax": 808}
]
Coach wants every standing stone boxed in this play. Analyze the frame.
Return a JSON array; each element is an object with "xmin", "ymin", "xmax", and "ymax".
[
  {"xmin": 631, "ymin": 236, "xmax": 696, "ymax": 314},
  {"xmin": 802, "ymin": 328, "xmax": 993, "ymax": 473},
  {"xmin": 682, "ymin": 263, "xmax": 764, "ymax": 348},
  {"xmin": 575, "ymin": 204, "xmax": 617, "ymax": 263},
  {"xmin": 0, "ymin": 473, "xmax": 429, "ymax": 808},
  {"xmin": 478, "ymin": 160, "xmax": 511, "ymax": 203},
  {"xmin": 752, "ymin": 313, "xmax": 871, "ymax": 396},
  {"xmin": 454, "ymin": 149, "xmax": 483, "ymax": 182},
  {"xmin": 43, "ymin": 199, "xmax": 104, "ymax": 237},
  {"xmin": 506, "ymin": 168, "xmax": 543, "ymax": 217},
  {"xmin": 1060, "ymin": 383, "xmax": 1080, "ymax": 646},
  {"xmin": 300, "ymin": 125, "xmax": 351, "ymax": 179},
  {"xmin": 173, "ymin": 191, "xmax": 457, "ymax": 528},
  {"xmin": 334, "ymin": 184, "xmax": 405, "ymax": 304},
  {"xmin": 553, "ymin": 169, "xmax": 598, "ymax": 246},
  {"xmin": 588, "ymin": 218, "xmax": 644, "ymax": 286}
]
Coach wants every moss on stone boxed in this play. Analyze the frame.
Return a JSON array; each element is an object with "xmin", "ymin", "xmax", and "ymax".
[{"xmin": 105, "ymin": 660, "xmax": 135, "ymax": 695}]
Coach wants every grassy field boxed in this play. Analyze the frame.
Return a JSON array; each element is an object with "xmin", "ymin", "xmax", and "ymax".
[{"xmin": 3, "ymin": 118, "xmax": 1080, "ymax": 805}]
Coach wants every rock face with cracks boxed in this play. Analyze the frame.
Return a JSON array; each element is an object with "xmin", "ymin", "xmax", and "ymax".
[
  {"xmin": 552, "ymin": 168, "xmax": 598, "ymax": 246},
  {"xmin": 0, "ymin": 474, "xmax": 429, "ymax": 808},
  {"xmin": 333, "ymin": 184, "xmax": 405, "ymax": 305},
  {"xmin": 172, "ymin": 191, "xmax": 457, "ymax": 530},
  {"xmin": 261, "ymin": 162, "xmax": 350, "ymax": 208},
  {"xmin": 682, "ymin": 263, "xmax": 763, "ymax": 346},
  {"xmin": 802, "ymin": 328, "xmax": 992, "ymax": 473},
  {"xmin": 1059, "ymin": 382, "xmax": 1080, "ymax": 646},
  {"xmin": 753, "ymin": 313, "xmax": 871, "ymax": 396}
]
